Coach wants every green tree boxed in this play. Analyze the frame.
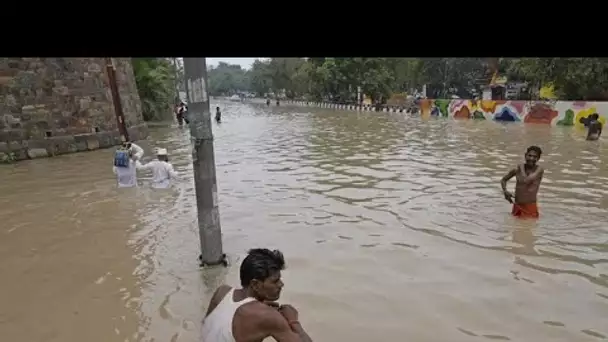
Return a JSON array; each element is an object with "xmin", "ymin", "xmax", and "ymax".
[
  {"xmin": 357, "ymin": 58, "xmax": 395, "ymax": 103},
  {"xmin": 132, "ymin": 58, "xmax": 175, "ymax": 121},
  {"xmin": 268, "ymin": 58, "xmax": 306, "ymax": 98},
  {"xmin": 207, "ymin": 62, "xmax": 249, "ymax": 96},
  {"xmin": 304, "ymin": 59, "xmax": 331, "ymax": 101},
  {"xmin": 248, "ymin": 60, "xmax": 273, "ymax": 96},
  {"xmin": 386, "ymin": 58, "xmax": 425, "ymax": 93},
  {"xmin": 414, "ymin": 58, "xmax": 487, "ymax": 98},
  {"xmin": 507, "ymin": 58, "xmax": 608, "ymax": 100},
  {"xmin": 291, "ymin": 62, "xmax": 313, "ymax": 98},
  {"xmin": 310, "ymin": 58, "xmax": 395, "ymax": 103},
  {"xmin": 241, "ymin": 57, "xmax": 495, "ymax": 103}
]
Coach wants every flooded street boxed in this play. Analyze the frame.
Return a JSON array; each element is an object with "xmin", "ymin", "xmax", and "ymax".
[{"xmin": 1, "ymin": 100, "xmax": 607, "ymax": 342}]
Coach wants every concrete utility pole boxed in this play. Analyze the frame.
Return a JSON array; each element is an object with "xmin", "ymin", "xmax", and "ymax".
[{"xmin": 182, "ymin": 57, "xmax": 227, "ymax": 267}]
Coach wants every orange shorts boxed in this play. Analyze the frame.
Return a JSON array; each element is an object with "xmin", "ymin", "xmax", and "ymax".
[{"xmin": 511, "ymin": 203, "xmax": 539, "ymax": 218}]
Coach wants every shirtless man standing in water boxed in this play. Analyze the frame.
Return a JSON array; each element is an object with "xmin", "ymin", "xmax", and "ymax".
[
  {"xmin": 500, "ymin": 145, "xmax": 544, "ymax": 218},
  {"xmin": 201, "ymin": 248, "xmax": 313, "ymax": 342}
]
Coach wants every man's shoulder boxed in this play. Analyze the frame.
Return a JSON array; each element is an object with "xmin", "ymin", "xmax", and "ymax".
[
  {"xmin": 212, "ymin": 284, "xmax": 232, "ymax": 298},
  {"xmin": 232, "ymin": 302, "xmax": 289, "ymax": 341},
  {"xmin": 209, "ymin": 285, "xmax": 232, "ymax": 304},
  {"xmin": 205, "ymin": 284, "xmax": 233, "ymax": 316},
  {"xmin": 526, "ymin": 164, "xmax": 543, "ymax": 173},
  {"xmin": 237, "ymin": 300, "xmax": 282, "ymax": 325},
  {"xmin": 236, "ymin": 301, "xmax": 284, "ymax": 328}
]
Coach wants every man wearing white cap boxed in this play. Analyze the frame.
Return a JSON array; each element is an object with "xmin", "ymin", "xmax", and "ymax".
[{"xmin": 138, "ymin": 147, "xmax": 178, "ymax": 189}]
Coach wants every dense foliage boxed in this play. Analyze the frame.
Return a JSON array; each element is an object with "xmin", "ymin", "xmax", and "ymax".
[
  {"xmin": 506, "ymin": 58, "xmax": 608, "ymax": 101},
  {"xmin": 204, "ymin": 58, "xmax": 503, "ymax": 103},
  {"xmin": 207, "ymin": 62, "xmax": 249, "ymax": 96},
  {"xmin": 201, "ymin": 58, "xmax": 499, "ymax": 103},
  {"xmin": 131, "ymin": 58, "xmax": 178, "ymax": 121},
  {"xmin": 133, "ymin": 58, "xmax": 608, "ymax": 121}
]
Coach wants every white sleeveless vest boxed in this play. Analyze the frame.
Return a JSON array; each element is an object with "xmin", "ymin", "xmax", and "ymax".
[{"xmin": 201, "ymin": 288, "xmax": 256, "ymax": 342}]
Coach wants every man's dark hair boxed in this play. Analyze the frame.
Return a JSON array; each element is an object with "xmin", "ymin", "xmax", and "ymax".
[
  {"xmin": 590, "ymin": 113, "xmax": 600, "ymax": 120},
  {"xmin": 240, "ymin": 248, "xmax": 285, "ymax": 287},
  {"xmin": 526, "ymin": 145, "xmax": 542, "ymax": 157}
]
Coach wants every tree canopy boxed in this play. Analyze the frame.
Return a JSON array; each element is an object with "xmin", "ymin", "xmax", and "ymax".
[
  {"xmin": 506, "ymin": 58, "xmax": 608, "ymax": 101},
  {"xmin": 196, "ymin": 58, "xmax": 494, "ymax": 103},
  {"xmin": 132, "ymin": 57, "xmax": 608, "ymax": 121},
  {"xmin": 132, "ymin": 58, "xmax": 176, "ymax": 122},
  {"xmin": 207, "ymin": 62, "xmax": 249, "ymax": 96}
]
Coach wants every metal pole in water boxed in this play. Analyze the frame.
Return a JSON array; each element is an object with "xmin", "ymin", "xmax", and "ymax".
[
  {"xmin": 105, "ymin": 57, "xmax": 130, "ymax": 142},
  {"xmin": 182, "ymin": 58, "xmax": 227, "ymax": 267}
]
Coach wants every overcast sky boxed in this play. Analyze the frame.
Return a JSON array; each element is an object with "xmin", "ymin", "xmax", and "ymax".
[{"xmin": 206, "ymin": 58, "xmax": 263, "ymax": 70}]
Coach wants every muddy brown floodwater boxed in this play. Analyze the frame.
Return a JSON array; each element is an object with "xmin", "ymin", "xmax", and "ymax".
[{"xmin": 1, "ymin": 100, "xmax": 608, "ymax": 342}]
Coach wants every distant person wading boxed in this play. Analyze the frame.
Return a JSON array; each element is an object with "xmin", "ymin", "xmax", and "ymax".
[
  {"xmin": 175, "ymin": 102, "xmax": 189, "ymax": 126},
  {"xmin": 586, "ymin": 113, "xmax": 603, "ymax": 141},
  {"xmin": 215, "ymin": 106, "xmax": 222, "ymax": 123}
]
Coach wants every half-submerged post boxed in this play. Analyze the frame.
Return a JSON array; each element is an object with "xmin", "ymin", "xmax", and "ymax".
[{"xmin": 182, "ymin": 57, "xmax": 227, "ymax": 267}]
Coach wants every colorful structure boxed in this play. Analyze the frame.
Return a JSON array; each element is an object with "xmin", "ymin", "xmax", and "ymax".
[{"xmin": 418, "ymin": 99, "xmax": 607, "ymax": 127}]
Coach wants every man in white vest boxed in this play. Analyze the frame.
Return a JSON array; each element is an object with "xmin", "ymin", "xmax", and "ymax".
[{"xmin": 202, "ymin": 249, "xmax": 313, "ymax": 342}]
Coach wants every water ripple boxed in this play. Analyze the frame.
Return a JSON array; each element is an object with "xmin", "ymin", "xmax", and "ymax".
[
  {"xmin": 128, "ymin": 101, "xmax": 607, "ymax": 341},
  {"xmin": 2, "ymin": 100, "xmax": 607, "ymax": 342}
]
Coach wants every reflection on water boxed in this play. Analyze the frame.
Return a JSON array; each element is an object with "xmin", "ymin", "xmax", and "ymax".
[{"xmin": 1, "ymin": 100, "xmax": 607, "ymax": 341}]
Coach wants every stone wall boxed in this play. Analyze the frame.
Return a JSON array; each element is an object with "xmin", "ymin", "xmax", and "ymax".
[{"xmin": 0, "ymin": 58, "xmax": 148, "ymax": 162}]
